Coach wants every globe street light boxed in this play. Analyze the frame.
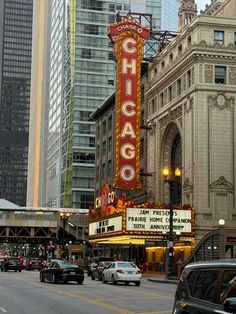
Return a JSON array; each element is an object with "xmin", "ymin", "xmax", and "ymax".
[{"xmin": 163, "ymin": 166, "xmax": 181, "ymax": 278}]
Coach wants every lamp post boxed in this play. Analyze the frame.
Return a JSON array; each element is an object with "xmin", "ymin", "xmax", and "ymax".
[
  {"xmin": 59, "ymin": 211, "xmax": 71, "ymax": 259},
  {"xmin": 163, "ymin": 166, "xmax": 181, "ymax": 278}
]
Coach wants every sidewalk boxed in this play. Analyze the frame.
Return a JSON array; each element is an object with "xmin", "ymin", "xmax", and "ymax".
[{"xmin": 142, "ymin": 272, "xmax": 179, "ymax": 284}]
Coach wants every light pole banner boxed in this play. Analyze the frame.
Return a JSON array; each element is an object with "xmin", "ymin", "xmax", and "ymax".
[
  {"xmin": 126, "ymin": 208, "xmax": 193, "ymax": 233},
  {"xmin": 108, "ymin": 18, "xmax": 150, "ymax": 190}
]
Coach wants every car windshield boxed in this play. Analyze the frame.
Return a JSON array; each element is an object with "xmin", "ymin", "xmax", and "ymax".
[
  {"xmin": 58, "ymin": 261, "xmax": 79, "ymax": 268},
  {"xmin": 117, "ymin": 262, "xmax": 136, "ymax": 268}
]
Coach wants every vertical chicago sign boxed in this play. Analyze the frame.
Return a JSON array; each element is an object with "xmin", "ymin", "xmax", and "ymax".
[{"xmin": 108, "ymin": 18, "xmax": 150, "ymax": 190}]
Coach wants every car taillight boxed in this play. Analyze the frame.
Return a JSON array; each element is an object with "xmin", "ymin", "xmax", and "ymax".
[
  {"xmin": 116, "ymin": 269, "xmax": 124, "ymax": 273},
  {"xmin": 29, "ymin": 261, "xmax": 32, "ymax": 265},
  {"xmin": 136, "ymin": 270, "xmax": 141, "ymax": 274}
]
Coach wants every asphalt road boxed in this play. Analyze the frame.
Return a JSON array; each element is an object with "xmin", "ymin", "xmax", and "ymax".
[{"xmin": 0, "ymin": 270, "xmax": 176, "ymax": 314}]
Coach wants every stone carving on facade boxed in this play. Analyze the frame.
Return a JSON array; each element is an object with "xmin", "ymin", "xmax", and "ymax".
[
  {"xmin": 205, "ymin": 65, "xmax": 213, "ymax": 83},
  {"xmin": 208, "ymin": 92, "xmax": 234, "ymax": 111},
  {"xmin": 183, "ymin": 177, "xmax": 193, "ymax": 191},
  {"xmin": 210, "ymin": 176, "xmax": 233, "ymax": 192},
  {"xmin": 184, "ymin": 96, "xmax": 193, "ymax": 114},
  {"xmin": 229, "ymin": 67, "xmax": 236, "ymax": 85}
]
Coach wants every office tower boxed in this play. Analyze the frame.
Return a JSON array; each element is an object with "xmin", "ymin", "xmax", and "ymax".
[
  {"xmin": 27, "ymin": 0, "xmax": 51, "ymax": 207},
  {"xmin": 28, "ymin": 0, "xmax": 180, "ymax": 209},
  {"xmin": 0, "ymin": 0, "xmax": 33, "ymax": 206}
]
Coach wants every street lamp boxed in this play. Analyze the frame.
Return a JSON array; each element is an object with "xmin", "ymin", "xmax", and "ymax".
[
  {"xmin": 59, "ymin": 211, "xmax": 71, "ymax": 259},
  {"xmin": 163, "ymin": 166, "xmax": 181, "ymax": 278}
]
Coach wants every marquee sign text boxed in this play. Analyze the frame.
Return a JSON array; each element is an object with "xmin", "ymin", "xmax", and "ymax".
[{"xmin": 126, "ymin": 208, "xmax": 193, "ymax": 233}]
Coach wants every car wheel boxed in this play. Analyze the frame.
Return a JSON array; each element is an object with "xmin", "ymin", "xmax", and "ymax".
[
  {"xmin": 64, "ymin": 279, "xmax": 68, "ymax": 284},
  {"xmin": 4, "ymin": 268, "xmax": 7, "ymax": 272},
  {"xmin": 15, "ymin": 269, "xmax": 17, "ymax": 272},
  {"xmin": 98, "ymin": 274, "xmax": 102, "ymax": 281},
  {"xmin": 91, "ymin": 273, "xmax": 95, "ymax": 280},
  {"xmin": 102, "ymin": 275, "xmax": 107, "ymax": 284},
  {"xmin": 52, "ymin": 274, "xmax": 57, "ymax": 284},
  {"xmin": 1, "ymin": 268, "xmax": 3, "ymax": 272},
  {"xmin": 40, "ymin": 273, "xmax": 45, "ymax": 282},
  {"xmin": 135, "ymin": 281, "xmax": 140, "ymax": 286},
  {"xmin": 19, "ymin": 269, "xmax": 22, "ymax": 272},
  {"xmin": 112, "ymin": 275, "xmax": 117, "ymax": 285},
  {"xmin": 77, "ymin": 280, "xmax": 83, "ymax": 285},
  {"xmin": 125, "ymin": 282, "xmax": 129, "ymax": 286}
]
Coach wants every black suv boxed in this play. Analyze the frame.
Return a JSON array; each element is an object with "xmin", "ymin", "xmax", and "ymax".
[
  {"xmin": 173, "ymin": 259, "xmax": 236, "ymax": 313},
  {"xmin": 1, "ymin": 257, "xmax": 23, "ymax": 272}
]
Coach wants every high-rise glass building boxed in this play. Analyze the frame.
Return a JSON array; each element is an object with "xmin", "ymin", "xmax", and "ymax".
[
  {"xmin": 33, "ymin": 0, "xmax": 180, "ymax": 209},
  {"xmin": 0, "ymin": 0, "xmax": 33, "ymax": 206}
]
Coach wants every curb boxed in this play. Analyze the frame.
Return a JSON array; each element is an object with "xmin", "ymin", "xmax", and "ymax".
[{"xmin": 147, "ymin": 278, "xmax": 178, "ymax": 284}]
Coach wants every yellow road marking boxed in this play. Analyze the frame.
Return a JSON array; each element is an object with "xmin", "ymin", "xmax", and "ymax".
[{"xmin": 12, "ymin": 276, "xmax": 172, "ymax": 314}]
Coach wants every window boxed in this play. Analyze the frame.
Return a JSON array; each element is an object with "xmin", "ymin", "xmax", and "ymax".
[
  {"xmin": 169, "ymin": 53, "xmax": 173, "ymax": 62},
  {"xmin": 187, "ymin": 35, "xmax": 192, "ymax": 45},
  {"xmin": 178, "ymin": 44, "xmax": 182, "ymax": 53},
  {"xmin": 150, "ymin": 98, "xmax": 156, "ymax": 114},
  {"xmin": 161, "ymin": 61, "xmax": 165, "ymax": 69},
  {"xmin": 81, "ymin": 49, "xmax": 91, "ymax": 59},
  {"xmin": 234, "ymin": 32, "xmax": 236, "ymax": 46},
  {"xmin": 177, "ymin": 78, "xmax": 181, "ymax": 96},
  {"xmin": 160, "ymin": 92, "xmax": 164, "ymax": 108},
  {"xmin": 189, "ymin": 270, "xmax": 218, "ymax": 303},
  {"xmin": 220, "ymin": 270, "xmax": 236, "ymax": 304},
  {"xmin": 168, "ymin": 85, "xmax": 172, "ymax": 102},
  {"xmin": 108, "ymin": 137, "xmax": 112, "ymax": 152},
  {"xmin": 215, "ymin": 66, "xmax": 226, "ymax": 84},
  {"xmin": 187, "ymin": 70, "xmax": 192, "ymax": 88},
  {"xmin": 214, "ymin": 30, "xmax": 224, "ymax": 45},
  {"xmin": 102, "ymin": 141, "xmax": 106, "ymax": 156}
]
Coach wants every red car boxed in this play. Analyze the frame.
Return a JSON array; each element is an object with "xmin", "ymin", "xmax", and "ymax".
[{"xmin": 25, "ymin": 258, "xmax": 45, "ymax": 271}]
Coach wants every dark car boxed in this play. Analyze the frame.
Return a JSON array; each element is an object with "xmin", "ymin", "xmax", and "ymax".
[
  {"xmin": 91, "ymin": 261, "xmax": 112, "ymax": 281},
  {"xmin": 173, "ymin": 259, "xmax": 236, "ymax": 314},
  {"xmin": 87, "ymin": 256, "xmax": 115, "ymax": 276},
  {"xmin": 25, "ymin": 257, "xmax": 45, "ymax": 271},
  {"xmin": 1, "ymin": 257, "xmax": 23, "ymax": 272},
  {"xmin": 40, "ymin": 259, "xmax": 84, "ymax": 284}
]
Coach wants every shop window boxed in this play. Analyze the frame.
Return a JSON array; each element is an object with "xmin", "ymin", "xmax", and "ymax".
[
  {"xmin": 214, "ymin": 30, "xmax": 224, "ymax": 45},
  {"xmin": 215, "ymin": 66, "xmax": 226, "ymax": 84}
]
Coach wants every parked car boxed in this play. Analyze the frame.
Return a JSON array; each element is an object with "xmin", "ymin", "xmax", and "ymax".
[
  {"xmin": 172, "ymin": 259, "xmax": 236, "ymax": 314},
  {"xmin": 1, "ymin": 256, "xmax": 23, "ymax": 272},
  {"xmin": 102, "ymin": 261, "xmax": 141, "ymax": 286},
  {"xmin": 39, "ymin": 259, "xmax": 84, "ymax": 284},
  {"xmin": 91, "ymin": 261, "xmax": 112, "ymax": 281},
  {"xmin": 87, "ymin": 256, "xmax": 115, "ymax": 276},
  {"xmin": 25, "ymin": 257, "xmax": 46, "ymax": 271}
]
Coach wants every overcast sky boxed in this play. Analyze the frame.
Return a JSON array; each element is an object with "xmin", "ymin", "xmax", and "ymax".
[{"xmin": 195, "ymin": 0, "xmax": 211, "ymax": 11}]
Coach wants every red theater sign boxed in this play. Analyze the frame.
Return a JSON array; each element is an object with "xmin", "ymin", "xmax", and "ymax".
[{"xmin": 108, "ymin": 18, "xmax": 150, "ymax": 190}]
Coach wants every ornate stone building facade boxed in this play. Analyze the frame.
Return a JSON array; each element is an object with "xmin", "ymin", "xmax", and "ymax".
[{"xmin": 146, "ymin": 0, "xmax": 236, "ymax": 243}]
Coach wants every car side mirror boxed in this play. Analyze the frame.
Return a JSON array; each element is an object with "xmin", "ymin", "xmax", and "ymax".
[{"xmin": 223, "ymin": 297, "xmax": 236, "ymax": 313}]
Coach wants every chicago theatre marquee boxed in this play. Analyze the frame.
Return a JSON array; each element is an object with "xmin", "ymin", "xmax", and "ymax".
[
  {"xmin": 89, "ymin": 185, "xmax": 195, "ymax": 272},
  {"xmin": 88, "ymin": 17, "xmax": 195, "ymax": 272}
]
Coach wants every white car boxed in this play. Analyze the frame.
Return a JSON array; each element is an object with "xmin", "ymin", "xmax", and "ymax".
[{"xmin": 102, "ymin": 261, "xmax": 141, "ymax": 286}]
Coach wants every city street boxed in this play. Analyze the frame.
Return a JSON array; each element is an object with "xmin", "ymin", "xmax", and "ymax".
[{"xmin": 0, "ymin": 271, "xmax": 176, "ymax": 314}]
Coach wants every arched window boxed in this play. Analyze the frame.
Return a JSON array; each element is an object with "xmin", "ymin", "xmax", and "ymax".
[{"xmin": 171, "ymin": 134, "xmax": 182, "ymax": 206}]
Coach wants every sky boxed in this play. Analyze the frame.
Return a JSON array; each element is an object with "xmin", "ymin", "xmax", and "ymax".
[{"xmin": 195, "ymin": 0, "xmax": 211, "ymax": 11}]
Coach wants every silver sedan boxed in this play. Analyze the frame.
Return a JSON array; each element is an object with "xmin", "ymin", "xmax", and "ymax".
[{"xmin": 102, "ymin": 261, "xmax": 141, "ymax": 286}]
